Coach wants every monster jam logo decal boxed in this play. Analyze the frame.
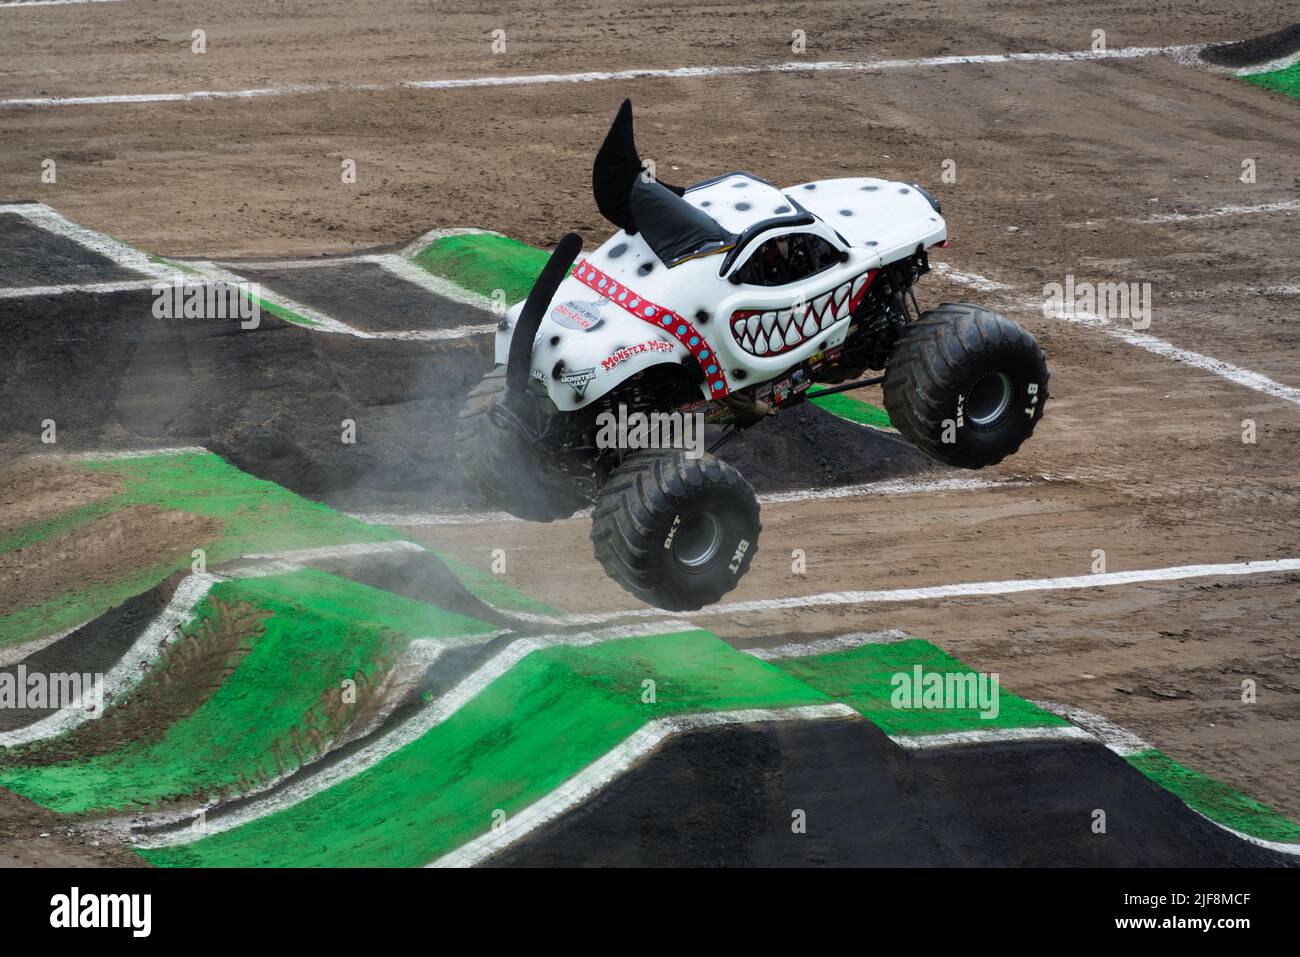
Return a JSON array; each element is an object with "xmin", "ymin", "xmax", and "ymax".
[
  {"xmin": 559, "ymin": 365, "xmax": 597, "ymax": 397},
  {"xmin": 574, "ymin": 259, "xmax": 729, "ymax": 397}
]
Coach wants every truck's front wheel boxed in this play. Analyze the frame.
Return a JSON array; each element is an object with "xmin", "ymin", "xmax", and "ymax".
[
  {"xmin": 884, "ymin": 303, "xmax": 1048, "ymax": 469},
  {"xmin": 591, "ymin": 451, "xmax": 760, "ymax": 611}
]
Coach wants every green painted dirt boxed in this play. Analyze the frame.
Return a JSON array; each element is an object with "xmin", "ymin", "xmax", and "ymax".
[
  {"xmin": 142, "ymin": 628, "xmax": 827, "ymax": 867},
  {"xmin": 0, "ymin": 451, "xmax": 400, "ymax": 648},
  {"xmin": 772, "ymin": 638, "xmax": 1067, "ymax": 736},
  {"xmin": 1243, "ymin": 62, "xmax": 1300, "ymax": 100},
  {"xmin": 412, "ymin": 232, "xmax": 550, "ymax": 303},
  {"xmin": 0, "ymin": 569, "xmax": 495, "ymax": 814},
  {"xmin": 1127, "ymin": 748, "xmax": 1300, "ymax": 844},
  {"xmin": 807, "ymin": 390, "xmax": 894, "ymax": 430}
]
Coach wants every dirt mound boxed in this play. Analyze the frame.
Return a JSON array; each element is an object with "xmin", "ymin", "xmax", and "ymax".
[
  {"xmin": 0, "ymin": 789, "xmax": 146, "ymax": 867},
  {"xmin": 0, "ymin": 459, "xmax": 123, "ymax": 540},
  {"xmin": 0, "ymin": 212, "xmax": 142, "ymax": 288},
  {"xmin": 236, "ymin": 262, "xmax": 488, "ymax": 334},
  {"xmin": 712, "ymin": 402, "xmax": 933, "ymax": 493},
  {"xmin": 1201, "ymin": 22, "xmax": 1300, "ymax": 66},
  {"xmin": 308, "ymin": 549, "xmax": 528, "ymax": 630},
  {"xmin": 491, "ymin": 719, "xmax": 1295, "ymax": 867},
  {"xmin": 8, "ymin": 597, "xmax": 268, "ymax": 767},
  {"xmin": 0, "ymin": 506, "xmax": 220, "ymax": 616},
  {"xmin": 0, "ymin": 289, "xmax": 493, "ymax": 503},
  {"xmin": 0, "ymin": 573, "xmax": 184, "ymax": 730}
]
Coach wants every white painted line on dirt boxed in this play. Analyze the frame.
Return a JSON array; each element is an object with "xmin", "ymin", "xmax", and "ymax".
[
  {"xmin": 192, "ymin": 259, "xmax": 496, "ymax": 341},
  {"xmin": 0, "ymin": 0, "xmax": 120, "ymax": 6},
  {"xmin": 1, "ymin": 85, "xmax": 324, "ymax": 107},
  {"xmin": 889, "ymin": 725, "xmax": 1095, "ymax": 750},
  {"xmin": 0, "ymin": 279, "xmax": 161, "ymax": 299},
  {"xmin": 759, "ymin": 476, "xmax": 1025, "ymax": 504},
  {"xmin": 1203, "ymin": 817, "xmax": 1300, "ymax": 856},
  {"xmin": 716, "ymin": 558, "xmax": 1300, "ymax": 615},
  {"xmin": 128, "ymin": 618, "xmax": 703, "ymax": 848},
  {"xmin": 400, "ymin": 226, "xmax": 498, "ymax": 259},
  {"xmin": 430, "ymin": 702, "xmax": 858, "ymax": 867},
  {"xmin": 213, "ymin": 251, "xmax": 498, "ymax": 318},
  {"xmin": 187, "ymin": 260, "xmax": 367, "ymax": 336},
  {"xmin": 43, "ymin": 446, "xmax": 208, "ymax": 461},
  {"xmin": 1043, "ymin": 306, "xmax": 1300, "ymax": 407},
  {"xmin": 0, "ymin": 202, "xmax": 178, "ymax": 280},
  {"xmin": 744, "ymin": 629, "xmax": 911, "ymax": 660},
  {"xmin": 374, "ymin": 250, "xmax": 504, "ymax": 314},
  {"xmin": 1031, "ymin": 700, "xmax": 1152, "ymax": 756},
  {"xmin": 1166, "ymin": 284, "xmax": 1300, "ymax": 300},
  {"xmin": 407, "ymin": 45, "xmax": 1198, "ymax": 92},
  {"xmin": 544, "ymin": 558, "xmax": 1300, "ymax": 625},
  {"xmin": 0, "ymin": 573, "xmax": 218, "ymax": 748},
  {"xmin": 346, "ymin": 476, "xmax": 1027, "ymax": 527},
  {"xmin": 1, "ymin": 45, "xmax": 1199, "ymax": 109},
  {"xmin": 349, "ymin": 507, "xmax": 588, "ymax": 526},
  {"xmin": 369, "ymin": 253, "xmax": 499, "ymax": 315},
  {"xmin": 932, "ymin": 261, "xmax": 1013, "ymax": 291},
  {"xmin": 1142, "ymin": 199, "xmax": 1300, "ymax": 223},
  {"xmin": 1234, "ymin": 50, "xmax": 1300, "ymax": 76},
  {"xmin": 221, "ymin": 540, "xmax": 425, "ymax": 578},
  {"xmin": 209, "ymin": 255, "xmax": 371, "ymax": 271},
  {"xmin": 935, "ymin": 259, "xmax": 1300, "ymax": 408},
  {"xmin": 1227, "ymin": 48, "xmax": 1300, "ymax": 74},
  {"xmin": 238, "ymin": 540, "xmax": 424, "ymax": 562}
]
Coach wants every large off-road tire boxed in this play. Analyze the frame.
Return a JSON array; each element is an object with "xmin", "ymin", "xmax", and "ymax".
[
  {"xmin": 456, "ymin": 365, "xmax": 589, "ymax": 522},
  {"xmin": 591, "ymin": 451, "xmax": 760, "ymax": 611},
  {"xmin": 883, "ymin": 303, "xmax": 1048, "ymax": 469}
]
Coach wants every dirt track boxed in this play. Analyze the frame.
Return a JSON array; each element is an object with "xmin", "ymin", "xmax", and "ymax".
[{"xmin": 1, "ymin": 1, "xmax": 1298, "ymax": 856}]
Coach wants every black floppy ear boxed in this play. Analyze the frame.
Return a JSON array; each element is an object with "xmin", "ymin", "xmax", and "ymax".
[{"xmin": 592, "ymin": 99, "xmax": 684, "ymax": 235}]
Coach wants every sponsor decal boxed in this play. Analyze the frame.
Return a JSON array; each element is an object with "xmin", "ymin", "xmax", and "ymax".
[
  {"xmin": 559, "ymin": 365, "xmax": 597, "ymax": 397},
  {"xmin": 550, "ymin": 299, "xmax": 605, "ymax": 331},
  {"xmin": 600, "ymin": 339, "xmax": 674, "ymax": 372},
  {"xmin": 573, "ymin": 259, "xmax": 729, "ymax": 396}
]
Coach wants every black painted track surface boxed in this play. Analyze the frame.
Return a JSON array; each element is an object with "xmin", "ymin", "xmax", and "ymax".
[{"xmin": 492, "ymin": 718, "xmax": 1295, "ymax": 867}]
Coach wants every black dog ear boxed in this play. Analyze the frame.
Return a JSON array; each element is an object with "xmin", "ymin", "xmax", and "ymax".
[{"xmin": 592, "ymin": 100, "xmax": 684, "ymax": 235}]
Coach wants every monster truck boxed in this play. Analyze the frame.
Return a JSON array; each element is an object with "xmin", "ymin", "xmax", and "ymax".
[{"xmin": 457, "ymin": 100, "xmax": 1048, "ymax": 611}]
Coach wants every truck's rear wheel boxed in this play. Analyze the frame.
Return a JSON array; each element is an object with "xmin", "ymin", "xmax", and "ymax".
[
  {"xmin": 456, "ymin": 365, "xmax": 588, "ymax": 522},
  {"xmin": 591, "ymin": 451, "xmax": 760, "ymax": 611},
  {"xmin": 884, "ymin": 303, "xmax": 1048, "ymax": 469}
]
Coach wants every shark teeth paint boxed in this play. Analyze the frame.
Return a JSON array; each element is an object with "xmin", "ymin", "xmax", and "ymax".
[{"xmin": 729, "ymin": 270, "xmax": 875, "ymax": 358}]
